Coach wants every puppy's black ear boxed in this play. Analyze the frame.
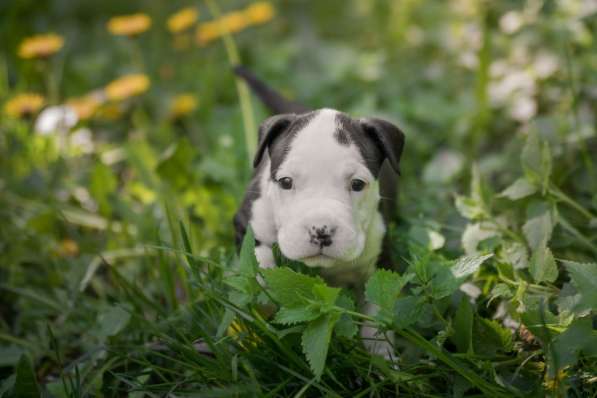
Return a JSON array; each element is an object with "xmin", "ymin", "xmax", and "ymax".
[
  {"xmin": 253, "ymin": 114, "xmax": 296, "ymax": 168},
  {"xmin": 359, "ymin": 117, "xmax": 405, "ymax": 174}
]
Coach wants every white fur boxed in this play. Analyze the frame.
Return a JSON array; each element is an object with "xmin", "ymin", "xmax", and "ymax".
[{"xmin": 249, "ymin": 109, "xmax": 385, "ymax": 287}]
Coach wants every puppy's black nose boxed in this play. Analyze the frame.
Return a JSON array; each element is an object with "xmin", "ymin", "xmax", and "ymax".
[{"xmin": 309, "ymin": 225, "xmax": 335, "ymax": 248}]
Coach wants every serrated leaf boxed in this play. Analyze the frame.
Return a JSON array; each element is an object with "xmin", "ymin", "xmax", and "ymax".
[
  {"xmin": 488, "ymin": 283, "xmax": 512, "ymax": 305},
  {"xmin": 529, "ymin": 245, "xmax": 558, "ymax": 283},
  {"xmin": 301, "ymin": 313, "xmax": 339, "ymax": 380},
  {"xmin": 562, "ymin": 260, "xmax": 597, "ymax": 312},
  {"xmin": 14, "ymin": 355, "xmax": 40, "ymax": 398},
  {"xmin": 451, "ymin": 253, "xmax": 493, "ymax": 279},
  {"xmin": 262, "ymin": 267, "xmax": 324, "ymax": 308},
  {"xmin": 365, "ymin": 269, "xmax": 410, "ymax": 323},
  {"xmin": 452, "ymin": 297, "xmax": 474, "ymax": 354},
  {"xmin": 394, "ymin": 296, "xmax": 425, "ymax": 329},
  {"xmin": 274, "ymin": 306, "xmax": 321, "ymax": 325},
  {"xmin": 472, "ymin": 317, "xmax": 513, "ymax": 356},
  {"xmin": 499, "ymin": 177, "xmax": 537, "ymax": 200},
  {"xmin": 522, "ymin": 202, "xmax": 553, "ymax": 251}
]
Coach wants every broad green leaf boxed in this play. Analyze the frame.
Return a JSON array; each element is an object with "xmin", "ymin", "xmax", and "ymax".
[
  {"xmin": 96, "ymin": 305, "xmax": 131, "ymax": 338},
  {"xmin": 262, "ymin": 267, "xmax": 324, "ymax": 308},
  {"xmin": 562, "ymin": 260, "xmax": 597, "ymax": 312},
  {"xmin": 550, "ymin": 317, "xmax": 597, "ymax": 377},
  {"xmin": 451, "ymin": 253, "xmax": 493, "ymax": 279},
  {"xmin": 365, "ymin": 269, "xmax": 410, "ymax": 322},
  {"xmin": 455, "ymin": 195, "xmax": 485, "ymax": 220},
  {"xmin": 519, "ymin": 295, "xmax": 559, "ymax": 345},
  {"xmin": 422, "ymin": 150, "xmax": 464, "ymax": 184},
  {"xmin": 274, "ymin": 306, "xmax": 321, "ymax": 325},
  {"xmin": 14, "ymin": 354, "xmax": 40, "ymax": 398},
  {"xmin": 472, "ymin": 317, "xmax": 513, "ymax": 356},
  {"xmin": 301, "ymin": 313, "xmax": 339, "ymax": 380},
  {"xmin": 461, "ymin": 222, "xmax": 499, "ymax": 255},
  {"xmin": 430, "ymin": 254, "xmax": 492, "ymax": 299},
  {"xmin": 394, "ymin": 296, "xmax": 425, "ymax": 329},
  {"xmin": 0, "ymin": 346, "xmax": 22, "ymax": 367},
  {"xmin": 499, "ymin": 177, "xmax": 537, "ymax": 200},
  {"xmin": 334, "ymin": 294, "xmax": 358, "ymax": 339},
  {"xmin": 488, "ymin": 283, "xmax": 512, "ymax": 305},
  {"xmin": 452, "ymin": 297, "xmax": 474, "ymax": 354},
  {"xmin": 529, "ymin": 245, "xmax": 558, "ymax": 283},
  {"xmin": 522, "ymin": 202, "xmax": 553, "ymax": 251}
]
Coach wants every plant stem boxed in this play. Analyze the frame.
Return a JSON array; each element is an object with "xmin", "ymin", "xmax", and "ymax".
[{"xmin": 204, "ymin": 0, "xmax": 257, "ymax": 166}]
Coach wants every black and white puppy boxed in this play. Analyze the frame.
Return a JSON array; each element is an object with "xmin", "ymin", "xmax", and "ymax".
[{"xmin": 233, "ymin": 68, "xmax": 405, "ymax": 357}]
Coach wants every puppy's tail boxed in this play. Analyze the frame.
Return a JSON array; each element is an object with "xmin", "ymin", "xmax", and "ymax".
[{"xmin": 233, "ymin": 65, "xmax": 310, "ymax": 114}]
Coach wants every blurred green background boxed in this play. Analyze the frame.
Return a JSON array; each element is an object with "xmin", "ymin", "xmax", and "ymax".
[{"xmin": 1, "ymin": 0, "xmax": 596, "ymax": 396}]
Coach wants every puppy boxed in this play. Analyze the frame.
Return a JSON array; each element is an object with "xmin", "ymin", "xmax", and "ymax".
[{"xmin": 233, "ymin": 67, "xmax": 405, "ymax": 358}]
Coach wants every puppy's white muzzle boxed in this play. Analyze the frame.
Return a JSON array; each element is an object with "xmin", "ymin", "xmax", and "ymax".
[{"xmin": 277, "ymin": 198, "xmax": 365, "ymax": 267}]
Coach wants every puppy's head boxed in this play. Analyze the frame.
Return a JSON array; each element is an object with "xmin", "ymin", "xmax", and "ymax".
[{"xmin": 254, "ymin": 109, "xmax": 404, "ymax": 268}]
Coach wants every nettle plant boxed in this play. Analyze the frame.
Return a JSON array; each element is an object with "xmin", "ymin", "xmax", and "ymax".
[
  {"xmin": 455, "ymin": 131, "xmax": 597, "ymax": 384},
  {"xmin": 226, "ymin": 227, "xmax": 512, "ymax": 395}
]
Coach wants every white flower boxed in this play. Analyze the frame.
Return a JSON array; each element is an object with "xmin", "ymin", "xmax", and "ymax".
[
  {"xmin": 35, "ymin": 105, "xmax": 78, "ymax": 135},
  {"xmin": 70, "ymin": 128, "xmax": 94, "ymax": 154},
  {"xmin": 499, "ymin": 11, "xmax": 524, "ymax": 34},
  {"xmin": 509, "ymin": 96, "xmax": 537, "ymax": 122}
]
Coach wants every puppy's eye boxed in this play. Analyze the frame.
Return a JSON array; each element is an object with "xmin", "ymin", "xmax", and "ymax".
[
  {"xmin": 351, "ymin": 179, "xmax": 367, "ymax": 192},
  {"xmin": 278, "ymin": 177, "xmax": 293, "ymax": 190}
]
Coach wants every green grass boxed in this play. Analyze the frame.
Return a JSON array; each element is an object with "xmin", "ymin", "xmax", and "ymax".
[{"xmin": 1, "ymin": 1, "xmax": 597, "ymax": 397}]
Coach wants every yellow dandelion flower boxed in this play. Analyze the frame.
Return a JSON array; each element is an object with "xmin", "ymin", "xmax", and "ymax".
[
  {"xmin": 219, "ymin": 11, "xmax": 250, "ymax": 34},
  {"xmin": 67, "ymin": 94, "xmax": 103, "ymax": 120},
  {"xmin": 169, "ymin": 94, "xmax": 198, "ymax": 119},
  {"xmin": 105, "ymin": 74, "xmax": 150, "ymax": 101},
  {"xmin": 96, "ymin": 103, "xmax": 123, "ymax": 121},
  {"xmin": 107, "ymin": 13, "xmax": 152, "ymax": 36},
  {"xmin": 3, "ymin": 93, "xmax": 45, "ymax": 118},
  {"xmin": 244, "ymin": 2, "xmax": 275, "ymax": 25},
  {"xmin": 195, "ymin": 22, "xmax": 221, "ymax": 46},
  {"xmin": 18, "ymin": 33, "xmax": 64, "ymax": 59},
  {"xmin": 167, "ymin": 7, "xmax": 199, "ymax": 33},
  {"xmin": 56, "ymin": 238, "xmax": 79, "ymax": 257}
]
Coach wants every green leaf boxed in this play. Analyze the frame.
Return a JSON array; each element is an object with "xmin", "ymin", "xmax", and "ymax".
[
  {"xmin": 472, "ymin": 317, "xmax": 513, "ymax": 356},
  {"xmin": 499, "ymin": 177, "xmax": 537, "ymax": 200},
  {"xmin": 96, "ymin": 305, "xmax": 131, "ymax": 338},
  {"xmin": 550, "ymin": 317, "xmax": 597, "ymax": 376},
  {"xmin": 394, "ymin": 296, "xmax": 425, "ymax": 329},
  {"xmin": 488, "ymin": 283, "xmax": 512, "ymax": 305},
  {"xmin": 156, "ymin": 138, "xmax": 196, "ymax": 189},
  {"xmin": 522, "ymin": 201, "xmax": 553, "ymax": 251},
  {"xmin": 301, "ymin": 313, "xmax": 339, "ymax": 380},
  {"xmin": 562, "ymin": 260, "xmax": 597, "ymax": 312},
  {"xmin": 461, "ymin": 222, "xmax": 500, "ymax": 255},
  {"xmin": 529, "ymin": 245, "xmax": 558, "ymax": 283},
  {"xmin": 239, "ymin": 227, "xmax": 258, "ymax": 277},
  {"xmin": 521, "ymin": 132, "xmax": 552, "ymax": 193},
  {"xmin": 334, "ymin": 294, "xmax": 358, "ymax": 339},
  {"xmin": 274, "ymin": 306, "xmax": 320, "ymax": 325},
  {"xmin": 14, "ymin": 354, "xmax": 40, "ymax": 398},
  {"xmin": 500, "ymin": 241, "xmax": 529, "ymax": 269},
  {"xmin": 365, "ymin": 269, "xmax": 410, "ymax": 323},
  {"xmin": 455, "ymin": 195, "xmax": 485, "ymax": 220},
  {"xmin": 452, "ymin": 297, "xmax": 474, "ymax": 354},
  {"xmin": 262, "ymin": 267, "xmax": 325, "ymax": 308},
  {"xmin": 451, "ymin": 253, "xmax": 493, "ymax": 279},
  {"xmin": 89, "ymin": 162, "xmax": 117, "ymax": 216}
]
